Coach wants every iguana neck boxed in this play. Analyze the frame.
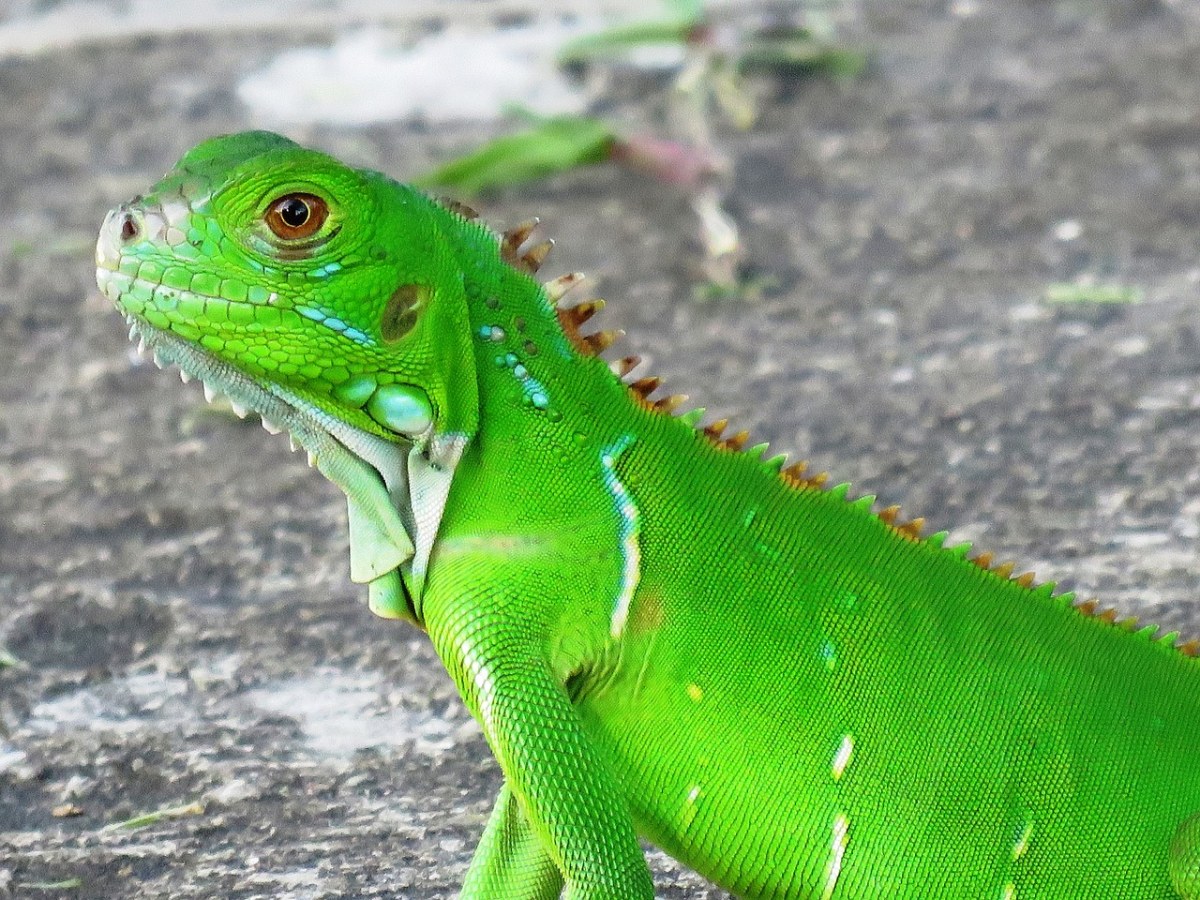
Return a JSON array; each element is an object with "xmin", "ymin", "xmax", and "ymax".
[{"xmin": 431, "ymin": 202, "xmax": 623, "ymax": 451}]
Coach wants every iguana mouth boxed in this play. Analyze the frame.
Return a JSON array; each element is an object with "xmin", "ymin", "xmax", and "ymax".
[
  {"xmin": 116, "ymin": 310, "xmax": 327, "ymax": 458},
  {"xmin": 97, "ymin": 263, "xmax": 341, "ymax": 457}
]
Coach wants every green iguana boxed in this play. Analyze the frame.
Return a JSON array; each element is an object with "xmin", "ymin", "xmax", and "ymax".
[{"xmin": 95, "ymin": 131, "xmax": 1200, "ymax": 899}]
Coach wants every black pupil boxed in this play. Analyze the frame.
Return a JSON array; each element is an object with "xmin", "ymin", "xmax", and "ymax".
[{"xmin": 280, "ymin": 197, "xmax": 309, "ymax": 228}]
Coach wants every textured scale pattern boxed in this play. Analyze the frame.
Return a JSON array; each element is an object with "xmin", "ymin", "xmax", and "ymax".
[{"xmin": 96, "ymin": 132, "xmax": 1200, "ymax": 899}]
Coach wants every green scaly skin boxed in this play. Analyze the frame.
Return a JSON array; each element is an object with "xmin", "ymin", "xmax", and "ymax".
[{"xmin": 96, "ymin": 131, "xmax": 1200, "ymax": 899}]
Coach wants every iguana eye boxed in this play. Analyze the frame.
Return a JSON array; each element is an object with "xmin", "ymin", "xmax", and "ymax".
[{"xmin": 265, "ymin": 193, "xmax": 328, "ymax": 240}]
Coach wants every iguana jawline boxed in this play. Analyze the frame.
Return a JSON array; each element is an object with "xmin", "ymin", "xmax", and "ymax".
[{"xmin": 105, "ymin": 293, "xmax": 422, "ymax": 623}]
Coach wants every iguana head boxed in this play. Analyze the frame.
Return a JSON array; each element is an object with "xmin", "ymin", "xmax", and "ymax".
[
  {"xmin": 96, "ymin": 131, "xmax": 486, "ymax": 619},
  {"xmin": 96, "ymin": 130, "xmax": 479, "ymax": 449}
]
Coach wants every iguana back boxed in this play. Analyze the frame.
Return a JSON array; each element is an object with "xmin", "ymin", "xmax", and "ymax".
[{"xmin": 96, "ymin": 131, "xmax": 1200, "ymax": 899}]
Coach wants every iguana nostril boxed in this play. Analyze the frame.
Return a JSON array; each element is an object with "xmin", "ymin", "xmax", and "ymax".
[{"xmin": 119, "ymin": 211, "xmax": 140, "ymax": 243}]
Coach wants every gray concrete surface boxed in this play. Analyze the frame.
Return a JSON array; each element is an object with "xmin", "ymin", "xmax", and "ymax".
[{"xmin": 2, "ymin": 1, "xmax": 1200, "ymax": 897}]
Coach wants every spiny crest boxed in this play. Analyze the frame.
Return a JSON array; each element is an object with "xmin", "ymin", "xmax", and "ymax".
[
  {"xmin": 877, "ymin": 504, "xmax": 926, "ymax": 542},
  {"xmin": 1071, "ymin": 600, "xmax": 1199, "ymax": 657},
  {"xmin": 493, "ymin": 213, "xmax": 1200, "ymax": 660},
  {"xmin": 615, "ymin": 355, "xmax": 640, "ymax": 378},
  {"xmin": 580, "ymin": 328, "xmax": 622, "ymax": 356},
  {"xmin": 500, "ymin": 217, "xmax": 554, "ymax": 274},
  {"xmin": 959, "ymin": 536, "xmax": 1197, "ymax": 657},
  {"xmin": 441, "ymin": 198, "xmax": 481, "ymax": 221},
  {"xmin": 628, "ymin": 376, "xmax": 662, "ymax": 401},
  {"xmin": 501, "ymin": 218, "xmax": 700, "ymax": 427},
  {"xmin": 499, "ymin": 218, "xmax": 625, "ymax": 361},
  {"xmin": 1075, "ymin": 599, "xmax": 1126, "ymax": 625},
  {"xmin": 779, "ymin": 458, "xmax": 831, "ymax": 492},
  {"xmin": 968, "ymin": 552, "xmax": 1034, "ymax": 586},
  {"xmin": 616, "ymin": 367, "xmax": 688, "ymax": 415}
]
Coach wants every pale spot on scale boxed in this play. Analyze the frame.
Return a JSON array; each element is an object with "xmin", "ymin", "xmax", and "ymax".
[
  {"xmin": 159, "ymin": 197, "xmax": 192, "ymax": 228},
  {"xmin": 1012, "ymin": 817, "xmax": 1033, "ymax": 861},
  {"xmin": 142, "ymin": 211, "xmax": 166, "ymax": 241},
  {"xmin": 479, "ymin": 324, "xmax": 506, "ymax": 341},
  {"xmin": 819, "ymin": 639, "xmax": 838, "ymax": 672},
  {"xmin": 753, "ymin": 539, "xmax": 782, "ymax": 562},
  {"xmin": 821, "ymin": 813, "xmax": 850, "ymax": 900},
  {"xmin": 1000, "ymin": 883, "xmax": 1016, "ymax": 900},
  {"xmin": 831, "ymin": 734, "xmax": 854, "ymax": 781},
  {"xmin": 601, "ymin": 436, "xmax": 641, "ymax": 638},
  {"xmin": 686, "ymin": 683, "xmax": 703, "ymax": 703},
  {"xmin": 834, "ymin": 590, "xmax": 858, "ymax": 611},
  {"xmin": 678, "ymin": 784, "xmax": 702, "ymax": 831}
]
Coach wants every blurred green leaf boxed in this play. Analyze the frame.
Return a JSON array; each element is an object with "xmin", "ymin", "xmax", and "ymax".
[
  {"xmin": 558, "ymin": 20, "xmax": 697, "ymax": 66},
  {"xmin": 559, "ymin": 16, "xmax": 865, "ymax": 81},
  {"xmin": 103, "ymin": 800, "xmax": 205, "ymax": 832},
  {"xmin": 738, "ymin": 30, "xmax": 868, "ymax": 78},
  {"xmin": 415, "ymin": 116, "xmax": 618, "ymax": 195},
  {"xmin": 664, "ymin": 0, "xmax": 704, "ymax": 22}
]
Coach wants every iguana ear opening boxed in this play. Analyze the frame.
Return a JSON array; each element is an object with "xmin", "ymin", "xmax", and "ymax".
[
  {"xmin": 380, "ymin": 284, "xmax": 427, "ymax": 343},
  {"xmin": 375, "ymin": 265, "xmax": 479, "ymax": 448}
]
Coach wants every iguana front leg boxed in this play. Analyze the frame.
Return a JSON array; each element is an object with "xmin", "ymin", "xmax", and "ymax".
[
  {"xmin": 461, "ymin": 781, "xmax": 564, "ymax": 899},
  {"xmin": 427, "ymin": 600, "xmax": 653, "ymax": 900}
]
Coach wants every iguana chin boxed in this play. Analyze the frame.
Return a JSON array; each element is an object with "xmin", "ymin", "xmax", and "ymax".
[{"xmin": 95, "ymin": 130, "xmax": 1200, "ymax": 899}]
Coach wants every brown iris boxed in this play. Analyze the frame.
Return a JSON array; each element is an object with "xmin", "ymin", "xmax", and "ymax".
[{"xmin": 265, "ymin": 193, "xmax": 329, "ymax": 240}]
